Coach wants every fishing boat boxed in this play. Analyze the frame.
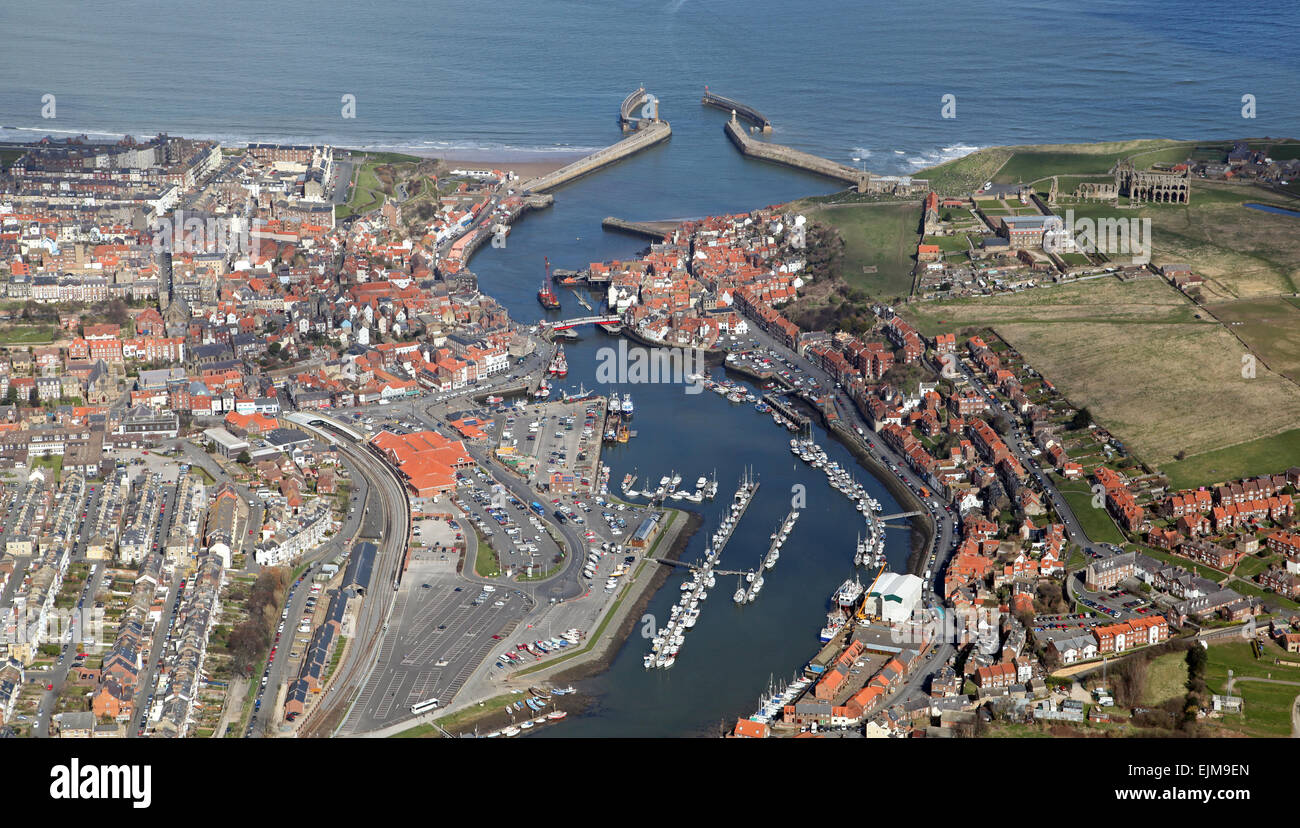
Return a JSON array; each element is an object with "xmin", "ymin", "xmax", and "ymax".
[
  {"xmin": 833, "ymin": 577, "xmax": 864, "ymax": 609},
  {"xmin": 820, "ymin": 609, "xmax": 848, "ymax": 642},
  {"xmin": 548, "ymin": 346, "xmax": 569, "ymax": 377},
  {"xmin": 622, "ymin": 394, "xmax": 634, "ymax": 416}
]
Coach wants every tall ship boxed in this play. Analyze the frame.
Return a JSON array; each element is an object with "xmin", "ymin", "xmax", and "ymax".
[
  {"xmin": 538, "ymin": 257, "xmax": 561, "ymax": 310},
  {"xmin": 548, "ymin": 346, "xmax": 568, "ymax": 377}
]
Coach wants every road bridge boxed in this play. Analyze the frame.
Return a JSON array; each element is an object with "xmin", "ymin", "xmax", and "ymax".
[{"xmin": 543, "ymin": 314, "xmax": 622, "ymax": 331}]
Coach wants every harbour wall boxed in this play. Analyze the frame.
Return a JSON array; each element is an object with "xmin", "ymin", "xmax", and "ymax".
[
  {"xmin": 723, "ymin": 118, "xmax": 866, "ymax": 192},
  {"xmin": 701, "ymin": 91, "xmax": 772, "ymax": 133},
  {"xmin": 522, "ymin": 120, "xmax": 671, "ymax": 193},
  {"xmin": 600, "ymin": 216, "xmax": 680, "ymax": 240}
]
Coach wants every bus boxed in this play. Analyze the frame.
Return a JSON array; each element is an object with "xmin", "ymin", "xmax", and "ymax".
[
  {"xmin": 553, "ymin": 510, "xmax": 568, "ymax": 525},
  {"xmin": 529, "ymin": 501, "xmax": 545, "ymax": 517},
  {"xmin": 411, "ymin": 697, "xmax": 440, "ymax": 715}
]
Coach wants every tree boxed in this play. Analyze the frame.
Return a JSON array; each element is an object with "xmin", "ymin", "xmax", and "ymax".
[
  {"xmin": 28, "ymin": 388, "xmax": 39, "ymax": 407},
  {"xmin": 236, "ymin": 450, "xmax": 251, "ymax": 466},
  {"xmin": 1068, "ymin": 407, "xmax": 1092, "ymax": 430}
]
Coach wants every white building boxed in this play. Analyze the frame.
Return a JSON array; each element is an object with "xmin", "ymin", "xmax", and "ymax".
[{"xmin": 867, "ymin": 572, "xmax": 923, "ymax": 625}]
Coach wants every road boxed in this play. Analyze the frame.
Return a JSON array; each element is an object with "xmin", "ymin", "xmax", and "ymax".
[
  {"xmin": 30, "ymin": 562, "xmax": 101, "ymax": 738},
  {"xmin": 120, "ymin": 477, "xmax": 182, "ymax": 738},
  {"xmin": 952, "ymin": 362, "xmax": 1107, "ymax": 559},
  {"xmin": 731, "ymin": 323, "xmax": 958, "ymax": 595}
]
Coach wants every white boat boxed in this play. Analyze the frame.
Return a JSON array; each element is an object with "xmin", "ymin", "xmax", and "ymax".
[
  {"xmin": 622, "ymin": 394, "xmax": 634, "ymax": 416},
  {"xmin": 833, "ymin": 577, "xmax": 864, "ymax": 609},
  {"xmin": 820, "ymin": 609, "xmax": 847, "ymax": 642}
]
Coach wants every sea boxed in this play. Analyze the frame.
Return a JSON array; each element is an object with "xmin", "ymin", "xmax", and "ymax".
[{"xmin": 3, "ymin": 0, "xmax": 1297, "ymax": 737}]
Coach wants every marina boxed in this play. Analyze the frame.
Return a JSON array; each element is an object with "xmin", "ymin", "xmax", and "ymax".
[
  {"xmin": 734, "ymin": 507, "xmax": 800, "ymax": 605},
  {"xmin": 621, "ymin": 467, "xmax": 717, "ymax": 504},
  {"xmin": 644, "ymin": 470, "xmax": 759, "ymax": 669},
  {"xmin": 791, "ymin": 437, "xmax": 887, "ymax": 568}
]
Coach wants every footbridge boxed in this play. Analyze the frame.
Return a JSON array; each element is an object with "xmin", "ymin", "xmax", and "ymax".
[{"xmin": 701, "ymin": 88, "xmax": 772, "ymax": 133}]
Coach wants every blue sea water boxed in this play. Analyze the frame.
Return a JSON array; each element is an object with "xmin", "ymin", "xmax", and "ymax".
[
  {"xmin": 2, "ymin": 0, "xmax": 1297, "ymax": 168},
  {"xmin": 4, "ymin": 0, "xmax": 1297, "ymax": 737}
]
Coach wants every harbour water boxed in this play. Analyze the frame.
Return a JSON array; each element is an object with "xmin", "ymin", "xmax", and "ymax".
[
  {"xmin": 5, "ymin": 0, "xmax": 1298, "ymax": 736},
  {"xmin": 528, "ymin": 338, "xmax": 909, "ymax": 737}
]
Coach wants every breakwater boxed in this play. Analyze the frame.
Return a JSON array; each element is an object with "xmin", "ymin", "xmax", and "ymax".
[
  {"xmin": 523, "ymin": 120, "xmax": 671, "ymax": 193},
  {"xmin": 600, "ymin": 216, "xmax": 681, "ymax": 240},
  {"xmin": 701, "ymin": 90, "xmax": 772, "ymax": 133},
  {"xmin": 723, "ymin": 116, "xmax": 866, "ymax": 192}
]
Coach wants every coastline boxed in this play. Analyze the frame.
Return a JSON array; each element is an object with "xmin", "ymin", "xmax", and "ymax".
[{"xmin": 436, "ymin": 155, "xmax": 582, "ymax": 180}]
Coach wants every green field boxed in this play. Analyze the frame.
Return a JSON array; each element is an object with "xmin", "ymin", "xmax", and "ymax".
[
  {"xmin": 923, "ymin": 234, "xmax": 974, "ymax": 254},
  {"xmin": 915, "ymin": 139, "xmax": 1203, "ymax": 196},
  {"xmin": 31, "ymin": 454, "xmax": 63, "ymax": 483},
  {"xmin": 906, "ymin": 278, "xmax": 1300, "ymax": 470},
  {"xmin": 1204, "ymin": 641, "xmax": 1300, "ymax": 737},
  {"xmin": 1208, "ymin": 297, "xmax": 1300, "ymax": 383},
  {"xmin": 918, "ymin": 147, "xmax": 1015, "ymax": 195},
  {"xmin": 0, "ymin": 324, "xmax": 56, "ymax": 344},
  {"xmin": 1057, "ymin": 186, "xmax": 1300, "ymax": 298},
  {"xmin": 1142, "ymin": 651, "xmax": 1189, "ymax": 706},
  {"xmin": 1161, "ymin": 428, "xmax": 1300, "ymax": 490},
  {"xmin": 1057, "ymin": 480, "xmax": 1127, "ymax": 545},
  {"xmin": 802, "ymin": 202, "xmax": 920, "ymax": 299}
]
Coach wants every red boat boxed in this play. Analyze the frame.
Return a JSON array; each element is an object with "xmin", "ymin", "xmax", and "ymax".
[
  {"xmin": 548, "ymin": 346, "xmax": 568, "ymax": 377},
  {"xmin": 538, "ymin": 256, "xmax": 561, "ymax": 309},
  {"xmin": 538, "ymin": 283, "xmax": 561, "ymax": 309}
]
